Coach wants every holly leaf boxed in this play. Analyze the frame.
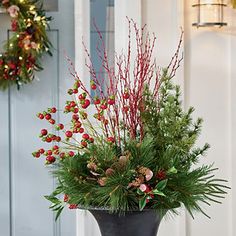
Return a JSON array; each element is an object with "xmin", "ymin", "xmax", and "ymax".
[
  {"xmin": 139, "ymin": 196, "xmax": 148, "ymax": 210},
  {"xmin": 155, "ymin": 179, "xmax": 168, "ymax": 190},
  {"xmin": 152, "ymin": 189, "xmax": 166, "ymax": 197}
]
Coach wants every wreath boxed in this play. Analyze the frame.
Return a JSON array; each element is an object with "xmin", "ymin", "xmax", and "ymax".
[{"xmin": 0, "ymin": 0, "xmax": 52, "ymax": 90}]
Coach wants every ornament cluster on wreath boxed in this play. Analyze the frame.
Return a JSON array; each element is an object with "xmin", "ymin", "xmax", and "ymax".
[{"xmin": 0, "ymin": 0, "xmax": 52, "ymax": 90}]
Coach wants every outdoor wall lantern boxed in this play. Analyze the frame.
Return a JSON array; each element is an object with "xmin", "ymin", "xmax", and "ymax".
[{"xmin": 192, "ymin": 0, "xmax": 227, "ymax": 27}]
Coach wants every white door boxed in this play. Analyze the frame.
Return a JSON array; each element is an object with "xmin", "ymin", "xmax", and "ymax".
[{"xmin": 0, "ymin": 1, "xmax": 76, "ymax": 235}]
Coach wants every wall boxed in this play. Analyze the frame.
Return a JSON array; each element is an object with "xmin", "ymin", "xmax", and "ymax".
[{"xmin": 142, "ymin": 0, "xmax": 235, "ymax": 235}]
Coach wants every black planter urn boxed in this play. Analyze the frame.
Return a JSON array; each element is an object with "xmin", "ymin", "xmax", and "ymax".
[{"xmin": 89, "ymin": 209, "xmax": 162, "ymax": 236}]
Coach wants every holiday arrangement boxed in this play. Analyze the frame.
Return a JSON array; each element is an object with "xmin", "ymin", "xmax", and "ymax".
[
  {"xmin": 32, "ymin": 20, "xmax": 228, "ymax": 221},
  {"xmin": 0, "ymin": 0, "xmax": 52, "ymax": 90}
]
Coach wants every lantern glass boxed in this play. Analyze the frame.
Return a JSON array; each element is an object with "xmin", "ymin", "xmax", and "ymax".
[{"xmin": 192, "ymin": 0, "xmax": 227, "ymax": 27}]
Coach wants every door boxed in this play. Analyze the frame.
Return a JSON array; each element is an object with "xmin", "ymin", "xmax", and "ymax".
[{"xmin": 0, "ymin": 1, "xmax": 76, "ymax": 235}]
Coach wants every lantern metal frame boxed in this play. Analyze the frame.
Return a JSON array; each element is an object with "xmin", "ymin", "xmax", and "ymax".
[{"xmin": 192, "ymin": 1, "xmax": 227, "ymax": 27}]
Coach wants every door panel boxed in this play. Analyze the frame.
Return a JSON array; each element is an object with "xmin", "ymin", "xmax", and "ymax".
[{"xmin": 0, "ymin": 0, "xmax": 76, "ymax": 235}]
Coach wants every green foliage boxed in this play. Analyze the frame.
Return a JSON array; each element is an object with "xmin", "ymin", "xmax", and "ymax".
[{"xmin": 45, "ymin": 69, "xmax": 229, "ymax": 220}]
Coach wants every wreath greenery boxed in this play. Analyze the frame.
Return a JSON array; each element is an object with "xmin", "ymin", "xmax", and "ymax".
[{"xmin": 0, "ymin": 0, "xmax": 52, "ymax": 90}]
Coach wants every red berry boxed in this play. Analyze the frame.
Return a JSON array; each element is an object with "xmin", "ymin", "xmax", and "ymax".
[
  {"xmin": 51, "ymin": 107, "xmax": 57, "ymax": 113},
  {"xmin": 73, "ymin": 89, "xmax": 78, "ymax": 94},
  {"xmin": 49, "ymin": 119, "xmax": 55, "ymax": 125},
  {"xmin": 73, "ymin": 128, "xmax": 79, "ymax": 133},
  {"xmin": 70, "ymin": 101, "xmax": 76, "ymax": 107},
  {"xmin": 56, "ymin": 136, "xmax": 61, "ymax": 142},
  {"xmin": 46, "ymin": 137, "xmax": 52, "ymax": 143},
  {"xmin": 58, "ymin": 123, "xmax": 64, "ymax": 130},
  {"xmin": 45, "ymin": 113, "xmax": 51, "ymax": 120},
  {"xmin": 94, "ymin": 99, "xmax": 100, "ymax": 105},
  {"xmin": 65, "ymin": 131, "xmax": 73, "ymax": 138},
  {"xmin": 60, "ymin": 152, "xmax": 65, "ymax": 159},
  {"xmin": 75, "ymin": 121, "xmax": 82, "ymax": 128},
  {"xmin": 74, "ymin": 80, "xmax": 80, "ymax": 89},
  {"xmin": 82, "ymin": 133, "xmax": 89, "ymax": 140},
  {"xmin": 39, "ymin": 148, "xmax": 45, "ymax": 154},
  {"xmin": 47, "ymin": 150, "xmax": 53, "ymax": 155},
  {"xmin": 89, "ymin": 137, "xmax": 94, "ymax": 143},
  {"xmin": 78, "ymin": 128, "xmax": 84, "ymax": 133},
  {"xmin": 46, "ymin": 155, "xmax": 56, "ymax": 163},
  {"xmin": 38, "ymin": 113, "xmax": 44, "ymax": 119},
  {"xmin": 53, "ymin": 145, "xmax": 59, "ymax": 150},
  {"xmin": 35, "ymin": 152, "xmax": 40, "ymax": 158},
  {"xmin": 91, "ymin": 84, "xmax": 97, "ymax": 90},
  {"xmin": 107, "ymin": 98, "xmax": 115, "ymax": 105},
  {"xmin": 69, "ymin": 204, "xmax": 77, "ymax": 209},
  {"xmin": 100, "ymin": 104, "xmax": 107, "ymax": 110},
  {"xmin": 107, "ymin": 137, "xmax": 115, "ymax": 143},
  {"xmin": 64, "ymin": 194, "xmax": 69, "ymax": 202},
  {"xmin": 123, "ymin": 93, "xmax": 130, "ymax": 99},
  {"xmin": 78, "ymin": 93, "xmax": 86, "ymax": 100},
  {"xmin": 68, "ymin": 151, "xmax": 74, "ymax": 157},
  {"xmin": 73, "ymin": 107, "xmax": 79, "ymax": 113},
  {"xmin": 81, "ymin": 141, "xmax": 87, "ymax": 147},
  {"xmin": 65, "ymin": 105, "xmax": 71, "ymax": 112},
  {"xmin": 72, "ymin": 114, "xmax": 79, "ymax": 121},
  {"xmin": 41, "ymin": 129, "xmax": 48, "ymax": 136},
  {"xmin": 84, "ymin": 99, "xmax": 90, "ymax": 107}
]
